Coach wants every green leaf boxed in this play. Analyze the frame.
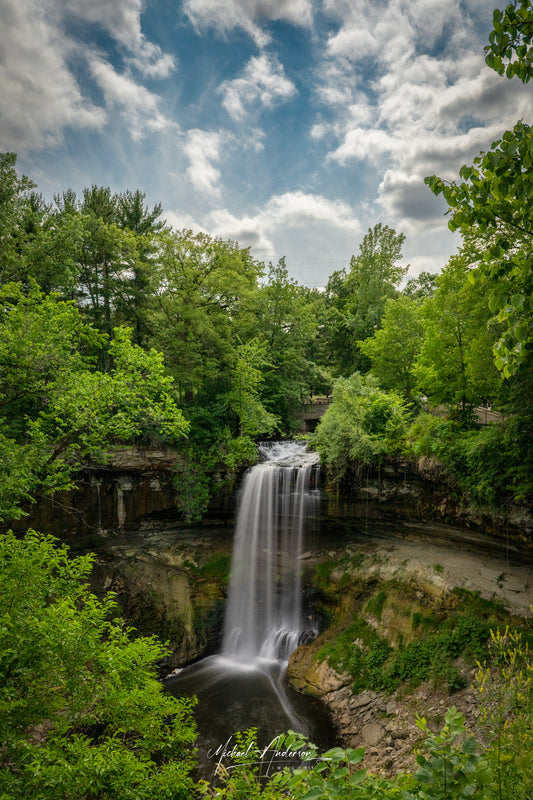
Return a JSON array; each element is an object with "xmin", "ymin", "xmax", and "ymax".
[
  {"xmin": 322, "ymin": 747, "xmax": 348, "ymax": 762},
  {"xmin": 346, "ymin": 747, "xmax": 365, "ymax": 765},
  {"xmin": 302, "ymin": 788, "xmax": 327, "ymax": 800}
]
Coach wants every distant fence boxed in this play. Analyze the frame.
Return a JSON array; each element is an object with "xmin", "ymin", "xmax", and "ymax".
[
  {"xmin": 300, "ymin": 398, "xmax": 504, "ymax": 432},
  {"xmin": 430, "ymin": 405, "xmax": 505, "ymax": 425},
  {"xmin": 473, "ymin": 406, "xmax": 505, "ymax": 425}
]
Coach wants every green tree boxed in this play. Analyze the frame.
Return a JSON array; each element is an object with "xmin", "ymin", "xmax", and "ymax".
[
  {"xmin": 311, "ymin": 372, "xmax": 410, "ymax": 489},
  {"xmin": 147, "ymin": 229, "xmax": 262, "ymax": 402},
  {"xmin": 403, "ymin": 271, "xmax": 438, "ymax": 300},
  {"xmin": 250, "ymin": 259, "xmax": 326, "ymax": 431},
  {"xmin": 426, "ymin": 123, "xmax": 533, "ymax": 378},
  {"xmin": 115, "ymin": 189, "xmax": 166, "ymax": 344},
  {"xmin": 0, "ymin": 152, "xmax": 36, "ymax": 283},
  {"xmin": 426, "ymin": 3, "xmax": 533, "ymax": 377},
  {"xmin": 21, "ymin": 191, "xmax": 84, "ymax": 297},
  {"xmin": 358, "ymin": 295, "xmax": 424, "ymax": 402},
  {"xmin": 226, "ymin": 338, "xmax": 280, "ymax": 440},
  {"xmin": 414, "ymin": 254, "xmax": 502, "ymax": 410},
  {"xmin": 78, "ymin": 186, "xmax": 138, "ymax": 334},
  {"xmin": 0, "ymin": 530, "xmax": 197, "ymax": 800},
  {"xmin": 0, "ymin": 284, "xmax": 188, "ymax": 521},
  {"xmin": 323, "ymin": 224, "xmax": 407, "ymax": 374},
  {"xmin": 485, "ymin": 0, "xmax": 533, "ymax": 81}
]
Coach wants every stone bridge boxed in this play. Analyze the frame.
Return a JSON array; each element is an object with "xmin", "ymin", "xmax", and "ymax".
[{"xmin": 300, "ymin": 397, "xmax": 332, "ymax": 433}]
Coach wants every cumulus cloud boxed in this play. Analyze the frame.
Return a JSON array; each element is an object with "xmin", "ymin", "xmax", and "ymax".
[
  {"xmin": 317, "ymin": 0, "xmax": 533, "ymax": 237},
  {"xmin": 183, "ymin": 0, "xmax": 314, "ymax": 47},
  {"xmin": 0, "ymin": 0, "xmax": 176, "ymax": 154},
  {"xmin": 205, "ymin": 191, "xmax": 362, "ymax": 283},
  {"xmin": 377, "ymin": 171, "xmax": 445, "ymax": 228},
  {"xmin": 184, "ymin": 129, "xmax": 225, "ymax": 197},
  {"xmin": 219, "ymin": 54, "xmax": 297, "ymax": 120},
  {"xmin": 0, "ymin": 0, "xmax": 105, "ymax": 152},
  {"xmin": 262, "ymin": 191, "xmax": 359, "ymax": 231}
]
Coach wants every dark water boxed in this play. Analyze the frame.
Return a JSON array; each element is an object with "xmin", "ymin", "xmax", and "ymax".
[{"xmin": 165, "ymin": 655, "xmax": 337, "ymax": 779}]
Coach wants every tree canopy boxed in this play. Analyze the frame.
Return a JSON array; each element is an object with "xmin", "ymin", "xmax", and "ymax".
[{"xmin": 0, "ymin": 283, "xmax": 188, "ymax": 520}]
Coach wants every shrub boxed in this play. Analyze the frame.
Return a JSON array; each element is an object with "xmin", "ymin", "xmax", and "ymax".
[{"xmin": 0, "ymin": 530, "xmax": 197, "ymax": 800}]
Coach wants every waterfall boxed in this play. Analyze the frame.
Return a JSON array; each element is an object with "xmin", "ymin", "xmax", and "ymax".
[
  {"xmin": 221, "ymin": 441, "xmax": 320, "ymax": 665},
  {"xmin": 164, "ymin": 440, "xmax": 338, "ymax": 766}
]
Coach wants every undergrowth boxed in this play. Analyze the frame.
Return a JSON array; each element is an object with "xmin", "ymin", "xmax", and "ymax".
[{"xmin": 318, "ymin": 586, "xmax": 523, "ymax": 695}]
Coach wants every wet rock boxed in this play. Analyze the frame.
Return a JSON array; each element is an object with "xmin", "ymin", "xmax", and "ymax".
[{"xmin": 287, "ymin": 646, "xmax": 351, "ymax": 696}]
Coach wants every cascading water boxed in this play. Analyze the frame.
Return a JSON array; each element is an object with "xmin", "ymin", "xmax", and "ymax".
[
  {"xmin": 222, "ymin": 441, "xmax": 320, "ymax": 664},
  {"xmin": 165, "ymin": 441, "xmax": 335, "ymax": 776}
]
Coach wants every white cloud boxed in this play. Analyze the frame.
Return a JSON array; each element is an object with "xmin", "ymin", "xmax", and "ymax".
[
  {"xmin": 183, "ymin": 0, "xmax": 314, "ymax": 47},
  {"xmin": 203, "ymin": 191, "xmax": 362, "ymax": 283},
  {"xmin": 219, "ymin": 54, "xmax": 297, "ymax": 120},
  {"xmin": 165, "ymin": 191, "xmax": 360, "ymax": 279},
  {"xmin": 61, "ymin": 0, "xmax": 176, "ymax": 77},
  {"xmin": 0, "ymin": 0, "xmax": 105, "ymax": 152},
  {"xmin": 316, "ymin": 0, "xmax": 533, "ymax": 239},
  {"xmin": 208, "ymin": 208, "xmax": 276, "ymax": 256},
  {"xmin": 262, "ymin": 191, "xmax": 359, "ymax": 231},
  {"xmin": 163, "ymin": 210, "xmax": 205, "ymax": 233},
  {"xmin": 184, "ymin": 129, "xmax": 225, "ymax": 197},
  {"xmin": 0, "ymin": 0, "xmax": 176, "ymax": 154},
  {"xmin": 89, "ymin": 56, "xmax": 176, "ymax": 140},
  {"xmin": 377, "ymin": 170, "xmax": 445, "ymax": 229}
]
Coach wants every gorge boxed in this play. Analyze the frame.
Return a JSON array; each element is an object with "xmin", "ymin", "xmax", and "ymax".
[{"xmin": 13, "ymin": 444, "xmax": 533, "ymax": 778}]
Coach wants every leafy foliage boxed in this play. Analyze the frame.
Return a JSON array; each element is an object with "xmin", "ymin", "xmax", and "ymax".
[
  {"xmin": 249, "ymin": 259, "xmax": 327, "ymax": 431},
  {"xmin": 413, "ymin": 253, "xmax": 501, "ymax": 408},
  {"xmin": 225, "ymin": 338, "xmax": 280, "ymax": 440},
  {"xmin": 358, "ymin": 295, "xmax": 424, "ymax": 402},
  {"xmin": 406, "ymin": 706, "xmax": 492, "ymax": 800},
  {"xmin": 409, "ymin": 410, "xmax": 533, "ymax": 506},
  {"xmin": 321, "ymin": 224, "xmax": 407, "ymax": 376},
  {"xmin": 476, "ymin": 628, "xmax": 533, "ymax": 799},
  {"xmin": 425, "ymin": 126, "xmax": 533, "ymax": 376},
  {"xmin": 0, "ymin": 531, "xmax": 197, "ymax": 800},
  {"xmin": 485, "ymin": 0, "xmax": 533, "ymax": 82},
  {"xmin": 0, "ymin": 285, "xmax": 188, "ymax": 520},
  {"xmin": 311, "ymin": 373, "xmax": 410, "ymax": 488}
]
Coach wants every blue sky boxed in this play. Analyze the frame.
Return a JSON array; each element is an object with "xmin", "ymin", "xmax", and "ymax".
[{"xmin": 1, "ymin": 0, "xmax": 532, "ymax": 286}]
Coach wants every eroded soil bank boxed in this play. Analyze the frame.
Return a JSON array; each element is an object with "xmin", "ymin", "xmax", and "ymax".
[{"xmin": 287, "ymin": 520, "xmax": 533, "ymax": 776}]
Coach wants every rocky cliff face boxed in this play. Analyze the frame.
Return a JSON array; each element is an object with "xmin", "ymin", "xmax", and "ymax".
[
  {"xmin": 9, "ymin": 447, "xmax": 185, "ymax": 538},
  {"xmin": 7, "ymin": 447, "xmax": 236, "ymax": 670},
  {"xmin": 323, "ymin": 456, "xmax": 533, "ymax": 543},
  {"xmin": 87, "ymin": 520, "xmax": 233, "ymax": 669},
  {"xmin": 9, "ymin": 446, "xmax": 533, "ymax": 723},
  {"xmin": 287, "ymin": 529, "xmax": 533, "ymax": 777}
]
